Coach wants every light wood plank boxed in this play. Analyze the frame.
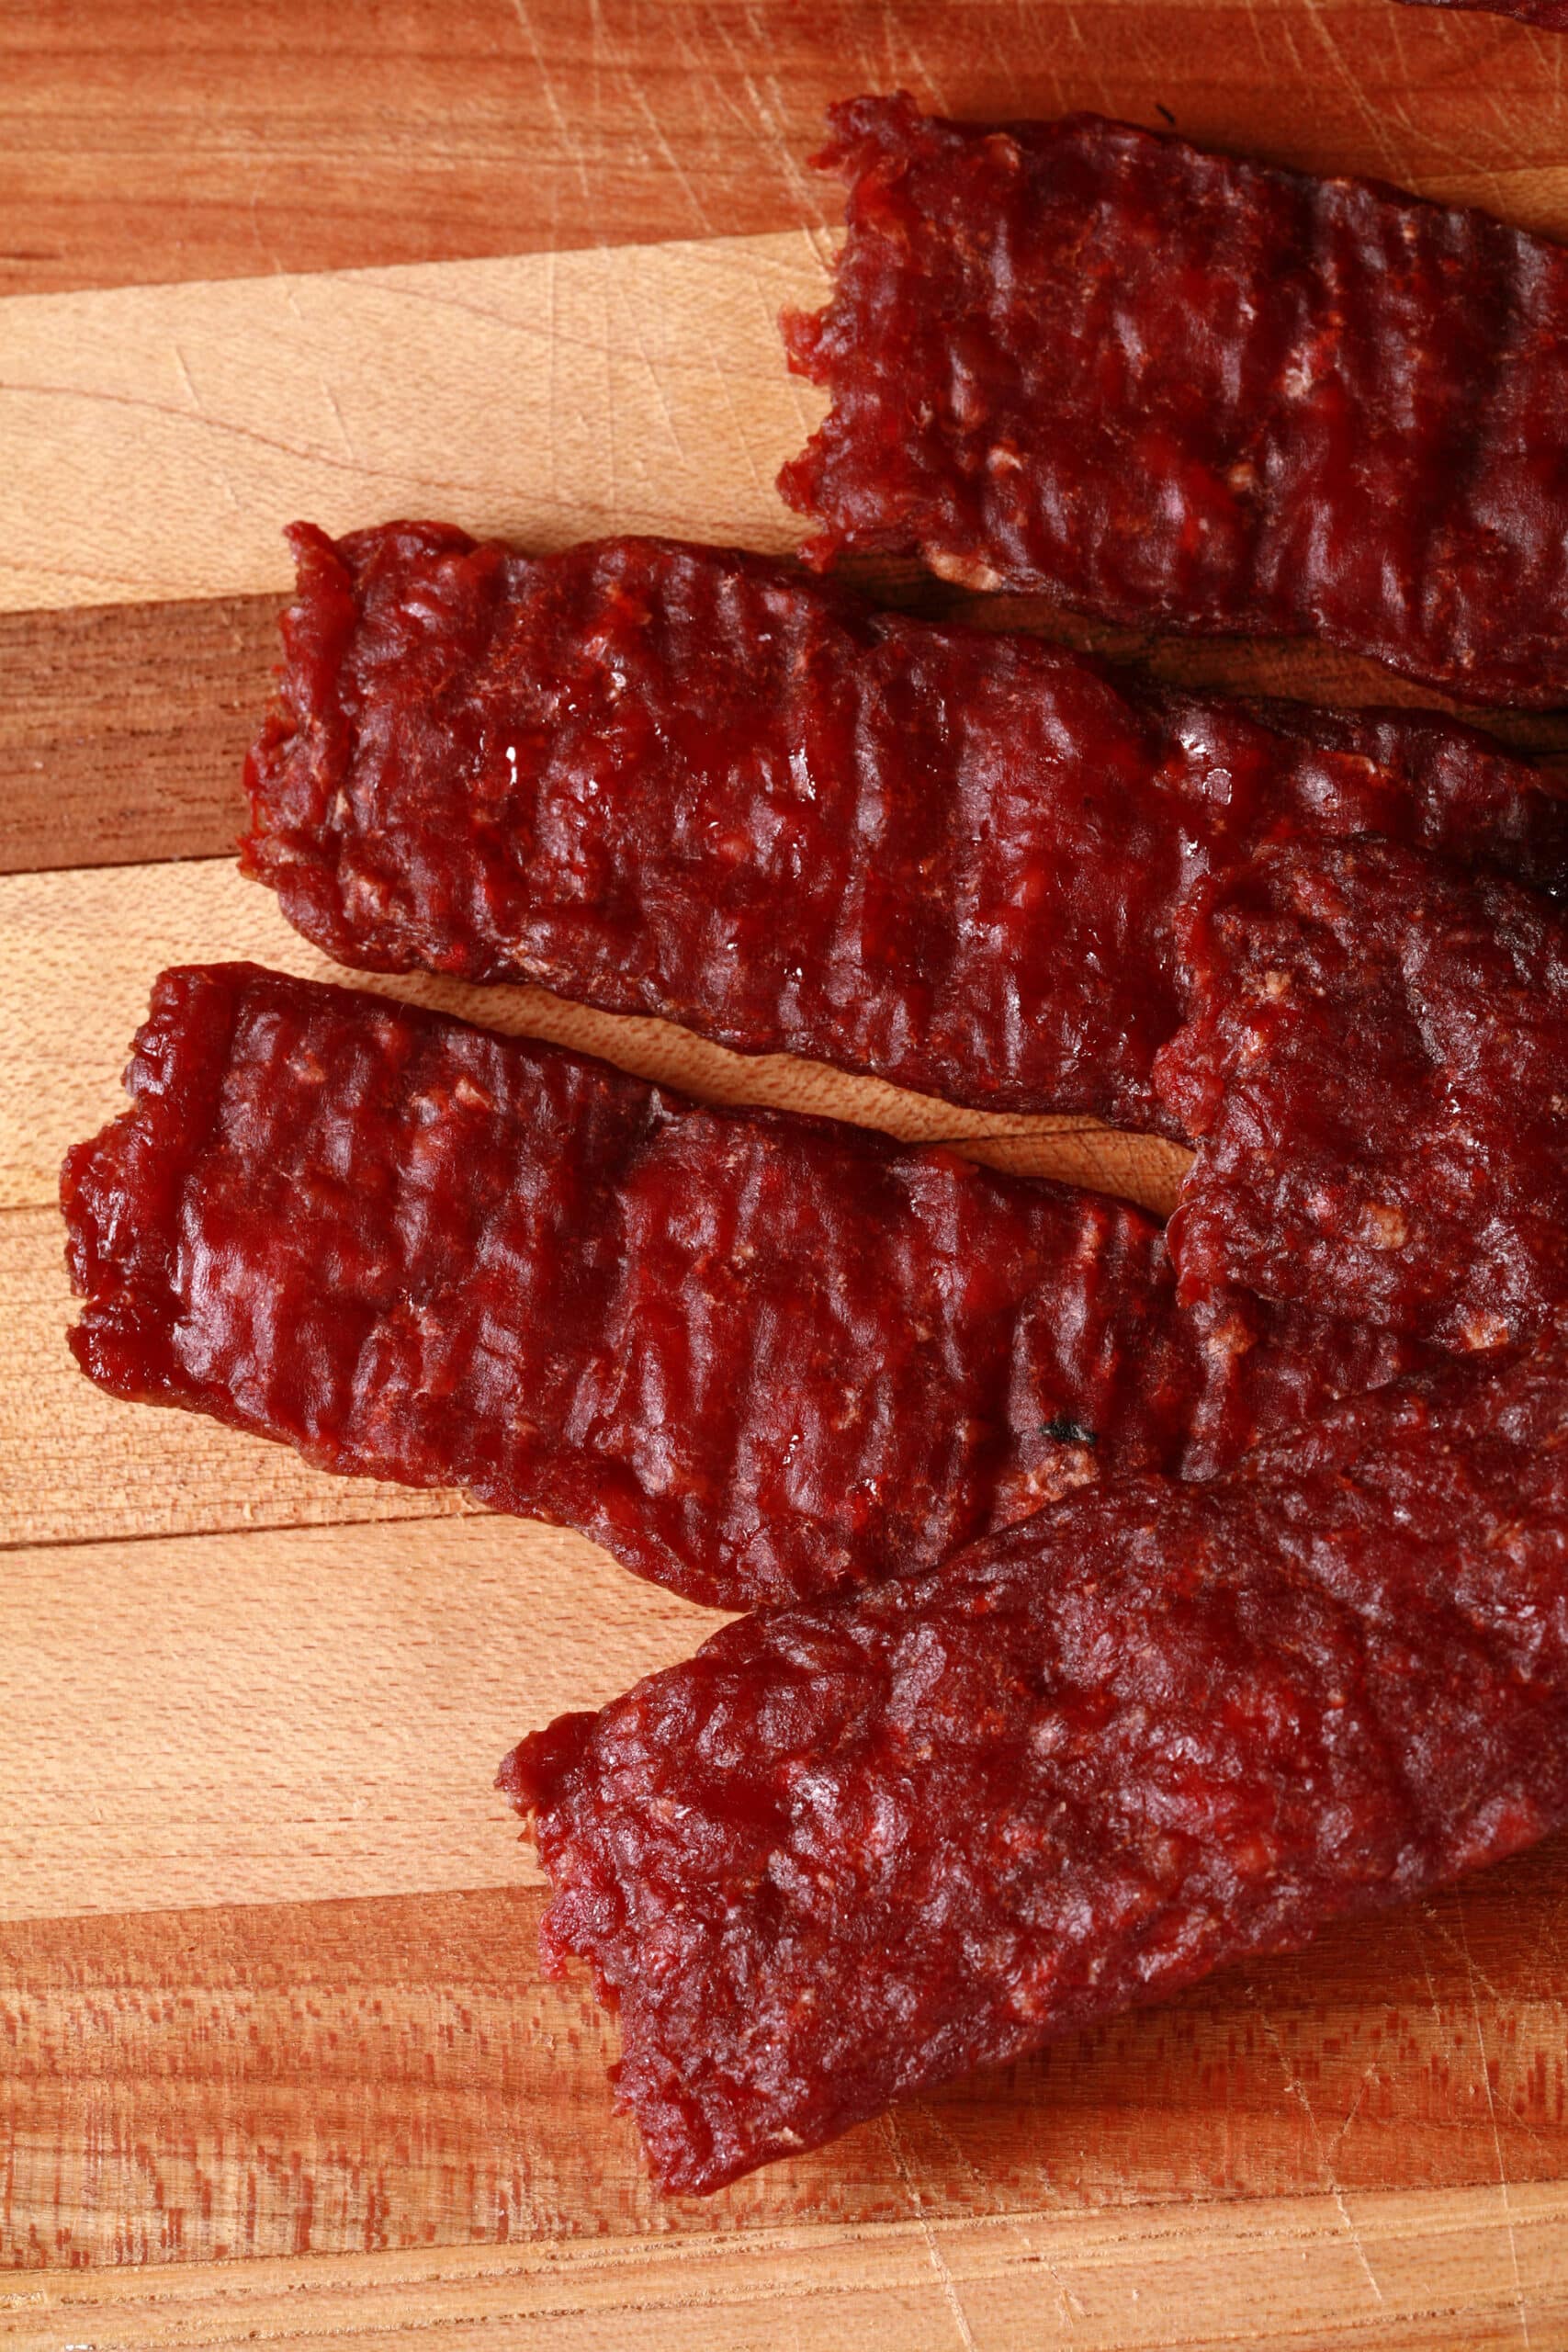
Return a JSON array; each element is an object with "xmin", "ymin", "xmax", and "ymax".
[
  {"xmin": 5, "ymin": 0, "xmax": 1568, "ymax": 301},
  {"xmin": 0, "ymin": 1514, "xmax": 716, "ymax": 1922},
  {"xmin": 1, "ymin": 1854, "xmax": 1564, "ymax": 2267},
  {"xmin": 1, "ymin": 2182, "xmax": 1565, "ymax": 2346},
  {"xmin": 0, "ymin": 854, "xmax": 1184, "ymax": 1220},
  {"xmin": 0, "ymin": 232, "xmax": 828, "ymax": 614}
]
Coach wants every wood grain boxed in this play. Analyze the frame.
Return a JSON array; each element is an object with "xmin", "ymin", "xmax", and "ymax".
[
  {"xmin": 0, "ymin": 234, "xmax": 828, "ymax": 614},
  {"xmin": 0, "ymin": 593, "xmax": 275, "ymax": 876},
  {"xmin": 2, "ymin": 1844, "xmax": 1564, "ymax": 2269},
  {"xmin": 0, "ymin": 1515, "xmax": 716, "ymax": 1921},
  {"xmin": 5, "ymin": 0, "xmax": 1568, "ymax": 301},
  {"xmin": 4, "ymin": 2185, "xmax": 1564, "ymax": 2350}
]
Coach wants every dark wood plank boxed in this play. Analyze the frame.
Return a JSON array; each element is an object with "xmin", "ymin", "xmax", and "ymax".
[
  {"xmin": 6, "ymin": 578, "xmax": 1566, "ymax": 879},
  {"xmin": 4, "ymin": 0, "xmax": 1568, "ymax": 301},
  {"xmin": 0, "ymin": 594, "xmax": 273, "ymax": 875},
  {"xmin": 2, "ymin": 1841, "xmax": 1564, "ymax": 2268}
]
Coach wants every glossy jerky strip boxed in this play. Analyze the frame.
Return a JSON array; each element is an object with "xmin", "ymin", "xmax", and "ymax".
[
  {"xmin": 245, "ymin": 527, "xmax": 1568, "ymax": 1350},
  {"xmin": 1401, "ymin": 0, "xmax": 1567, "ymax": 22},
  {"xmin": 1156, "ymin": 837, "xmax": 1568, "ymax": 1351},
  {"xmin": 62, "ymin": 964, "xmax": 1427, "ymax": 1611},
  {"xmin": 780, "ymin": 96, "xmax": 1568, "ymax": 708},
  {"xmin": 501, "ymin": 1340, "xmax": 1568, "ymax": 2192},
  {"xmin": 242, "ymin": 525, "xmax": 1568, "ymax": 1145}
]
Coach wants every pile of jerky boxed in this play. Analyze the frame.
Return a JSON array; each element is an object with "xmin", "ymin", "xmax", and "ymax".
[{"xmin": 65, "ymin": 99, "xmax": 1568, "ymax": 2191}]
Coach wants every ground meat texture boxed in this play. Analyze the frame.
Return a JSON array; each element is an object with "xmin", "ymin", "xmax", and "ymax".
[
  {"xmin": 779, "ymin": 96, "xmax": 1568, "ymax": 709},
  {"xmin": 501, "ymin": 1340, "xmax": 1568, "ymax": 2194},
  {"xmin": 243, "ymin": 525, "xmax": 1568, "ymax": 1145},
  {"xmin": 62, "ymin": 964, "xmax": 1432, "ymax": 1611},
  {"xmin": 1156, "ymin": 838, "xmax": 1568, "ymax": 1353}
]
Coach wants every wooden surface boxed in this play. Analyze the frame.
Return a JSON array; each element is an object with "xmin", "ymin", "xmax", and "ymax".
[
  {"xmin": 3, "ymin": 7, "xmax": 1567, "ymax": 2346},
  {"xmin": 6, "ymin": 0, "xmax": 1568, "ymax": 300}
]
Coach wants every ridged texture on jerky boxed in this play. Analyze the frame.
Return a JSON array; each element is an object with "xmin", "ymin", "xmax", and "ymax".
[
  {"xmin": 780, "ymin": 96, "xmax": 1568, "ymax": 707},
  {"xmin": 61, "ymin": 964, "xmax": 1428, "ymax": 1610},
  {"xmin": 243, "ymin": 523, "xmax": 1568, "ymax": 1147},
  {"xmin": 502, "ymin": 1340, "xmax": 1568, "ymax": 2192},
  {"xmin": 1157, "ymin": 838, "xmax": 1568, "ymax": 1351}
]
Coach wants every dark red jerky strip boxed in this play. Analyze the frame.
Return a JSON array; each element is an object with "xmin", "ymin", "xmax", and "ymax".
[
  {"xmin": 501, "ymin": 1340, "xmax": 1568, "ymax": 2193},
  {"xmin": 1156, "ymin": 838, "xmax": 1568, "ymax": 1351},
  {"xmin": 243, "ymin": 526, "xmax": 1568, "ymax": 1147},
  {"xmin": 62, "ymin": 964, "xmax": 1429, "ymax": 1610},
  {"xmin": 780, "ymin": 96, "xmax": 1568, "ymax": 708},
  {"xmin": 1400, "ymin": 0, "xmax": 1568, "ymax": 22}
]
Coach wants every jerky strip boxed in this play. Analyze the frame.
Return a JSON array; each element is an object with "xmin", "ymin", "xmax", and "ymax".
[
  {"xmin": 502, "ymin": 1339, "xmax": 1568, "ymax": 2192},
  {"xmin": 62, "ymin": 964, "xmax": 1426, "ymax": 1611},
  {"xmin": 243, "ymin": 524, "xmax": 1568, "ymax": 1144},
  {"xmin": 1401, "ymin": 0, "xmax": 1568, "ymax": 22},
  {"xmin": 780, "ymin": 96, "xmax": 1568, "ymax": 708},
  {"xmin": 1157, "ymin": 837, "xmax": 1568, "ymax": 1351}
]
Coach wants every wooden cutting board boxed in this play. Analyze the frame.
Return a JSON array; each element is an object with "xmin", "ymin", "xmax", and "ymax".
[{"xmin": 5, "ymin": 6, "xmax": 1568, "ymax": 2345}]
